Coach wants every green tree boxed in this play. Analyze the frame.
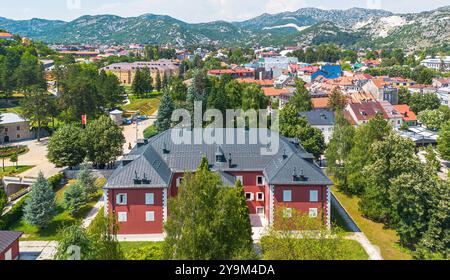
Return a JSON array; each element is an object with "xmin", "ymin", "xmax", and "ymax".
[
  {"xmin": 10, "ymin": 153, "xmax": 18, "ymax": 169},
  {"xmin": 20, "ymin": 86, "xmax": 54, "ymax": 141},
  {"xmin": 47, "ymin": 124, "xmax": 86, "ymax": 168},
  {"xmin": 131, "ymin": 67, "xmax": 153, "ymax": 97},
  {"xmin": 55, "ymin": 224, "xmax": 93, "ymax": 260},
  {"xmin": 241, "ymin": 83, "xmax": 268, "ymax": 111},
  {"xmin": 261, "ymin": 208, "xmax": 350, "ymax": 260},
  {"xmin": 0, "ymin": 188, "xmax": 7, "ymax": 215},
  {"xmin": 87, "ymin": 213, "xmax": 123, "ymax": 260},
  {"xmin": 424, "ymin": 145, "xmax": 441, "ymax": 173},
  {"xmin": 325, "ymin": 111, "xmax": 355, "ymax": 191},
  {"xmin": 155, "ymin": 91, "xmax": 175, "ymax": 133},
  {"xmin": 164, "ymin": 157, "xmax": 255, "ymax": 260},
  {"xmin": 280, "ymin": 104, "xmax": 326, "ymax": 159},
  {"xmin": 328, "ymin": 88, "xmax": 347, "ymax": 112},
  {"xmin": 97, "ymin": 70, "xmax": 124, "ymax": 109},
  {"xmin": 63, "ymin": 182, "xmax": 88, "ymax": 216},
  {"xmin": 23, "ymin": 172, "xmax": 56, "ymax": 228},
  {"xmin": 418, "ymin": 109, "xmax": 447, "ymax": 131},
  {"xmin": 359, "ymin": 133, "xmax": 418, "ymax": 223},
  {"xmin": 290, "ymin": 79, "xmax": 312, "ymax": 112},
  {"xmin": 437, "ymin": 121, "xmax": 450, "ymax": 161},
  {"xmin": 345, "ymin": 115, "xmax": 391, "ymax": 195},
  {"xmin": 408, "ymin": 93, "xmax": 441, "ymax": 114},
  {"xmin": 77, "ymin": 162, "xmax": 97, "ymax": 196},
  {"xmin": 155, "ymin": 71, "xmax": 162, "ymax": 92},
  {"xmin": 225, "ymin": 79, "xmax": 243, "ymax": 109},
  {"xmin": 83, "ymin": 115, "xmax": 125, "ymax": 168}
]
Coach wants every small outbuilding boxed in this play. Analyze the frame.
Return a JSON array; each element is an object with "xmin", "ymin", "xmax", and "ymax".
[
  {"xmin": 0, "ymin": 231, "xmax": 23, "ymax": 260},
  {"xmin": 109, "ymin": 109, "xmax": 124, "ymax": 125}
]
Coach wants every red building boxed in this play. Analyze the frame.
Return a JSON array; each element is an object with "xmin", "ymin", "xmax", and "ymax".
[
  {"xmin": 207, "ymin": 68, "xmax": 255, "ymax": 79},
  {"xmin": 0, "ymin": 231, "xmax": 22, "ymax": 260},
  {"xmin": 103, "ymin": 129, "xmax": 332, "ymax": 235}
]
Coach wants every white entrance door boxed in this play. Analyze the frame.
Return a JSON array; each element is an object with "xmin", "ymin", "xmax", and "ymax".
[{"xmin": 5, "ymin": 248, "xmax": 12, "ymax": 260}]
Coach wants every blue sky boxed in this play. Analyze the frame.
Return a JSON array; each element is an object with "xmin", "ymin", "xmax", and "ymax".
[{"xmin": 2, "ymin": 0, "xmax": 449, "ymax": 22}]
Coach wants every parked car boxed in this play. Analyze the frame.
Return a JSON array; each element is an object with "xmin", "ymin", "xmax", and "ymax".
[{"xmin": 123, "ymin": 118, "xmax": 132, "ymax": 125}]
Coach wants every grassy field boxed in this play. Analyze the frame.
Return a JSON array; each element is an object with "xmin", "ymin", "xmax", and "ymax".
[
  {"xmin": 123, "ymin": 93, "xmax": 161, "ymax": 116},
  {"xmin": 11, "ymin": 178, "xmax": 106, "ymax": 241},
  {"xmin": 341, "ymin": 239, "xmax": 369, "ymax": 260},
  {"xmin": 332, "ymin": 187, "xmax": 413, "ymax": 260},
  {"xmin": 0, "ymin": 166, "xmax": 34, "ymax": 177}
]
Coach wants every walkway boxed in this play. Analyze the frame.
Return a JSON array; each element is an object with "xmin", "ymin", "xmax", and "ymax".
[
  {"xmin": 332, "ymin": 193, "xmax": 383, "ymax": 260},
  {"xmin": 3, "ymin": 138, "xmax": 63, "ymax": 178},
  {"xmin": 19, "ymin": 241, "xmax": 58, "ymax": 260},
  {"xmin": 81, "ymin": 196, "xmax": 104, "ymax": 229}
]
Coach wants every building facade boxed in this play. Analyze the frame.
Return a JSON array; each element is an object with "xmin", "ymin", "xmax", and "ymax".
[
  {"xmin": 299, "ymin": 110, "xmax": 335, "ymax": 143},
  {"xmin": 0, "ymin": 231, "xmax": 22, "ymax": 260},
  {"xmin": 103, "ymin": 129, "xmax": 332, "ymax": 235},
  {"xmin": 0, "ymin": 113, "xmax": 32, "ymax": 144},
  {"xmin": 101, "ymin": 59, "xmax": 180, "ymax": 86}
]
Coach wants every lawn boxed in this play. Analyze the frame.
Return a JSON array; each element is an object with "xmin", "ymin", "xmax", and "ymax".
[
  {"xmin": 123, "ymin": 93, "xmax": 161, "ymax": 116},
  {"xmin": 0, "ymin": 165, "xmax": 34, "ymax": 177},
  {"xmin": 332, "ymin": 187, "xmax": 413, "ymax": 260},
  {"xmin": 10, "ymin": 178, "xmax": 106, "ymax": 241}
]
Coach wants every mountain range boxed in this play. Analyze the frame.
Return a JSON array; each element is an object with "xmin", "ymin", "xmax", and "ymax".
[{"xmin": 0, "ymin": 6, "xmax": 449, "ymax": 50}]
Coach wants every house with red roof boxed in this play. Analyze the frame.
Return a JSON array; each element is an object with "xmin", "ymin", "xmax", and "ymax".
[
  {"xmin": 207, "ymin": 68, "xmax": 255, "ymax": 79},
  {"xmin": 393, "ymin": 104, "xmax": 418, "ymax": 126},
  {"xmin": 0, "ymin": 32, "xmax": 13, "ymax": 40},
  {"xmin": 344, "ymin": 101, "xmax": 389, "ymax": 126}
]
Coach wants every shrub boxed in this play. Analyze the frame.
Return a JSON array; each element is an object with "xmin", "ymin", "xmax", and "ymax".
[
  {"xmin": 48, "ymin": 173, "xmax": 65, "ymax": 190},
  {"xmin": 0, "ymin": 196, "xmax": 26, "ymax": 230},
  {"xmin": 143, "ymin": 125, "xmax": 158, "ymax": 139},
  {"xmin": 125, "ymin": 243, "xmax": 164, "ymax": 260}
]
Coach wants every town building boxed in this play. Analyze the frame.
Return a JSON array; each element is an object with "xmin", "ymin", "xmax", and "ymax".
[
  {"xmin": 344, "ymin": 101, "xmax": 388, "ymax": 126},
  {"xmin": 0, "ymin": 231, "xmax": 22, "ymax": 260},
  {"xmin": 379, "ymin": 101, "xmax": 404, "ymax": 128},
  {"xmin": 420, "ymin": 56, "xmax": 450, "ymax": 71},
  {"xmin": 102, "ymin": 129, "xmax": 333, "ymax": 235},
  {"xmin": 362, "ymin": 77, "xmax": 399, "ymax": 105},
  {"xmin": 101, "ymin": 60, "xmax": 180, "ymax": 86},
  {"xmin": 207, "ymin": 68, "xmax": 255, "ymax": 79},
  {"xmin": 0, "ymin": 32, "xmax": 13, "ymax": 40},
  {"xmin": 393, "ymin": 105, "xmax": 418, "ymax": 126},
  {"xmin": 299, "ymin": 110, "xmax": 335, "ymax": 143},
  {"xmin": 0, "ymin": 113, "xmax": 32, "ymax": 144},
  {"xmin": 437, "ymin": 87, "xmax": 450, "ymax": 108}
]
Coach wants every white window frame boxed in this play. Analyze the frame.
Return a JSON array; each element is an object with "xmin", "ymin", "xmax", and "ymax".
[
  {"xmin": 245, "ymin": 192, "xmax": 254, "ymax": 201},
  {"xmin": 146, "ymin": 211, "xmax": 155, "ymax": 222},
  {"xmin": 256, "ymin": 206, "xmax": 265, "ymax": 215},
  {"xmin": 116, "ymin": 193, "xmax": 127, "ymax": 205},
  {"xmin": 118, "ymin": 212, "xmax": 127, "ymax": 222},
  {"xmin": 176, "ymin": 177, "xmax": 183, "ymax": 188},
  {"xmin": 236, "ymin": 176, "xmax": 244, "ymax": 185},
  {"xmin": 256, "ymin": 192, "xmax": 265, "ymax": 201},
  {"xmin": 145, "ymin": 193, "xmax": 155, "ymax": 205},
  {"xmin": 309, "ymin": 208, "xmax": 318, "ymax": 218},
  {"xmin": 309, "ymin": 190, "xmax": 319, "ymax": 202},
  {"xmin": 283, "ymin": 190, "xmax": 292, "ymax": 202},
  {"xmin": 283, "ymin": 208, "xmax": 293, "ymax": 218},
  {"xmin": 257, "ymin": 176, "xmax": 265, "ymax": 186}
]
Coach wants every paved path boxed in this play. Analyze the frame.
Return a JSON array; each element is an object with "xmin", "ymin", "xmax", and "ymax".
[
  {"xmin": 122, "ymin": 116, "xmax": 157, "ymax": 153},
  {"xmin": 82, "ymin": 196, "xmax": 104, "ymax": 229},
  {"xmin": 19, "ymin": 241, "xmax": 58, "ymax": 260},
  {"xmin": 331, "ymin": 193, "xmax": 383, "ymax": 260},
  {"xmin": 3, "ymin": 138, "xmax": 63, "ymax": 178},
  {"xmin": 346, "ymin": 233, "xmax": 382, "ymax": 260}
]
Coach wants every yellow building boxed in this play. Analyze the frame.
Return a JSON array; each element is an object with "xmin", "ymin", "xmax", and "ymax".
[{"xmin": 101, "ymin": 59, "xmax": 180, "ymax": 86}]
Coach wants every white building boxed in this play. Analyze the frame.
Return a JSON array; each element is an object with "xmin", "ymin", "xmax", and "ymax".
[
  {"xmin": 0, "ymin": 113, "xmax": 32, "ymax": 144},
  {"xmin": 420, "ymin": 56, "xmax": 450, "ymax": 71},
  {"xmin": 298, "ymin": 110, "xmax": 335, "ymax": 143}
]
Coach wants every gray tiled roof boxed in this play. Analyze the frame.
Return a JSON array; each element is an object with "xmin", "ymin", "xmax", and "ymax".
[
  {"xmin": 298, "ymin": 110, "xmax": 335, "ymax": 126},
  {"xmin": 0, "ymin": 231, "xmax": 22, "ymax": 253},
  {"xmin": 104, "ymin": 129, "xmax": 332, "ymax": 189}
]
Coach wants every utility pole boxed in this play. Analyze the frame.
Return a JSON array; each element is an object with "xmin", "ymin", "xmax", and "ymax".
[{"xmin": 135, "ymin": 111, "xmax": 140, "ymax": 143}]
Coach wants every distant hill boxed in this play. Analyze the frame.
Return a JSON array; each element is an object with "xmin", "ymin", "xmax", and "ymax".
[{"xmin": 0, "ymin": 6, "xmax": 449, "ymax": 50}]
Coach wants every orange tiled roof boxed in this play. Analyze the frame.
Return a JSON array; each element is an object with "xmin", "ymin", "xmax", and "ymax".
[
  {"xmin": 312, "ymin": 97, "xmax": 330, "ymax": 109},
  {"xmin": 262, "ymin": 87, "xmax": 292, "ymax": 97},
  {"xmin": 0, "ymin": 32, "xmax": 13, "ymax": 37},
  {"xmin": 393, "ymin": 104, "xmax": 417, "ymax": 122},
  {"xmin": 236, "ymin": 78, "xmax": 274, "ymax": 86}
]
